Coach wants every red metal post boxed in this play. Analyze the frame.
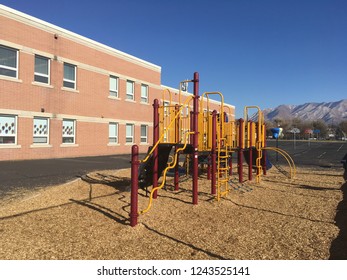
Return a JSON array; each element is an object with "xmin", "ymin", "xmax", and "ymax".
[
  {"xmin": 238, "ymin": 118, "xmax": 244, "ymax": 183},
  {"xmin": 153, "ymin": 99, "xmax": 159, "ymax": 199},
  {"xmin": 207, "ymin": 155, "xmax": 211, "ymax": 180},
  {"xmin": 211, "ymin": 110, "xmax": 217, "ymax": 195},
  {"xmin": 248, "ymin": 120, "xmax": 253, "ymax": 181},
  {"xmin": 192, "ymin": 72, "xmax": 199, "ymax": 205},
  {"xmin": 263, "ymin": 124, "xmax": 267, "ymax": 175},
  {"xmin": 130, "ymin": 145, "xmax": 139, "ymax": 227}
]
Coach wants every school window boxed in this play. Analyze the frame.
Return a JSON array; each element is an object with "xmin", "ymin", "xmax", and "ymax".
[
  {"xmin": 109, "ymin": 76, "xmax": 118, "ymax": 97},
  {"xmin": 0, "ymin": 45, "xmax": 18, "ymax": 78},
  {"xmin": 63, "ymin": 63, "xmax": 76, "ymax": 89},
  {"xmin": 109, "ymin": 122, "xmax": 118, "ymax": 143},
  {"xmin": 33, "ymin": 117, "xmax": 49, "ymax": 144},
  {"xmin": 140, "ymin": 125, "xmax": 148, "ymax": 143},
  {"xmin": 62, "ymin": 119, "xmax": 76, "ymax": 143},
  {"xmin": 34, "ymin": 55, "xmax": 50, "ymax": 84},
  {"xmin": 126, "ymin": 80, "xmax": 134, "ymax": 100},
  {"xmin": 126, "ymin": 124, "xmax": 134, "ymax": 143},
  {"xmin": 141, "ymin": 84, "xmax": 148, "ymax": 103},
  {"xmin": 163, "ymin": 101, "xmax": 170, "ymax": 116},
  {"xmin": 0, "ymin": 114, "xmax": 17, "ymax": 144}
]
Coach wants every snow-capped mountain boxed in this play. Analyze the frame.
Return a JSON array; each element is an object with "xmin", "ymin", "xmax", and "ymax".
[{"xmin": 262, "ymin": 99, "xmax": 347, "ymax": 124}]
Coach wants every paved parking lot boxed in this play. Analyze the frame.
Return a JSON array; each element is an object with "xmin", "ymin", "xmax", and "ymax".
[
  {"xmin": 0, "ymin": 141, "xmax": 346, "ymax": 198},
  {"xmin": 266, "ymin": 140, "xmax": 347, "ymax": 168},
  {"xmin": 0, "ymin": 154, "xmax": 132, "ymax": 197}
]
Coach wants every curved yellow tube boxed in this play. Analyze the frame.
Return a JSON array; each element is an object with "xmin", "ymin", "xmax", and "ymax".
[
  {"xmin": 139, "ymin": 132, "xmax": 194, "ymax": 215},
  {"xmin": 262, "ymin": 147, "xmax": 296, "ymax": 179}
]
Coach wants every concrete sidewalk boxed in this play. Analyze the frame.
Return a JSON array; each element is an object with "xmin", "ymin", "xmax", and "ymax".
[{"xmin": 0, "ymin": 154, "xmax": 132, "ymax": 197}]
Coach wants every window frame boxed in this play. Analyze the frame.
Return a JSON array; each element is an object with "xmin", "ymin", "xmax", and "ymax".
[
  {"xmin": 126, "ymin": 80, "xmax": 135, "ymax": 101},
  {"xmin": 140, "ymin": 125, "xmax": 148, "ymax": 143},
  {"xmin": 126, "ymin": 123, "xmax": 134, "ymax": 144},
  {"xmin": 33, "ymin": 117, "xmax": 50, "ymax": 144},
  {"xmin": 0, "ymin": 45, "xmax": 18, "ymax": 79},
  {"xmin": 63, "ymin": 62, "xmax": 77, "ymax": 89},
  {"xmin": 141, "ymin": 84, "xmax": 149, "ymax": 103},
  {"xmin": 34, "ymin": 55, "xmax": 50, "ymax": 84},
  {"xmin": 0, "ymin": 114, "xmax": 17, "ymax": 145},
  {"xmin": 109, "ymin": 122, "xmax": 118, "ymax": 144},
  {"xmin": 62, "ymin": 119, "xmax": 76, "ymax": 144},
  {"xmin": 109, "ymin": 75, "xmax": 119, "ymax": 98}
]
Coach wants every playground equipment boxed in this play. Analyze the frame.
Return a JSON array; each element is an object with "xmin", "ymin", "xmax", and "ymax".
[{"xmin": 130, "ymin": 72, "xmax": 295, "ymax": 226}]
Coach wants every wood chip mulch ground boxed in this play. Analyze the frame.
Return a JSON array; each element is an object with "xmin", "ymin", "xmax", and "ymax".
[{"xmin": 0, "ymin": 164, "xmax": 346, "ymax": 260}]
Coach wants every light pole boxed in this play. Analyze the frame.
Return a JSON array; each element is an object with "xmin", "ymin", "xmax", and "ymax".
[{"xmin": 289, "ymin": 128, "xmax": 300, "ymax": 150}]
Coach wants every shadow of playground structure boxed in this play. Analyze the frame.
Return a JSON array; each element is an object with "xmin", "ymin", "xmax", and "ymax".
[{"xmin": 329, "ymin": 170, "xmax": 347, "ymax": 259}]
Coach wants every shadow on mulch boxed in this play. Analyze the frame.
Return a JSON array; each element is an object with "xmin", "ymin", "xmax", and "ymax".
[
  {"xmin": 329, "ymin": 170, "xmax": 347, "ymax": 260},
  {"xmin": 80, "ymin": 174, "xmax": 131, "ymax": 192}
]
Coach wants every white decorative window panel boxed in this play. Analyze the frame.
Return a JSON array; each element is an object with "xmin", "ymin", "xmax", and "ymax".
[
  {"xmin": 62, "ymin": 119, "xmax": 75, "ymax": 143},
  {"xmin": 33, "ymin": 117, "xmax": 49, "ymax": 144},
  {"xmin": 0, "ymin": 115, "xmax": 16, "ymax": 144}
]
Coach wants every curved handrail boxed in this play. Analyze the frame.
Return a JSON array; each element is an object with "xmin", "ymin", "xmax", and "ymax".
[
  {"xmin": 162, "ymin": 88, "xmax": 172, "ymax": 105},
  {"xmin": 139, "ymin": 131, "xmax": 194, "ymax": 215},
  {"xmin": 262, "ymin": 147, "xmax": 296, "ymax": 179}
]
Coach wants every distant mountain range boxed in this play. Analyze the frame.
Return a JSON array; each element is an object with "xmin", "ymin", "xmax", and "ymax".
[{"xmin": 262, "ymin": 99, "xmax": 347, "ymax": 124}]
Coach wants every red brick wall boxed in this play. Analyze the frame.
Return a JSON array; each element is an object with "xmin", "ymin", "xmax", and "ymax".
[{"xmin": 0, "ymin": 8, "xmax": 235, "ymax": 161}]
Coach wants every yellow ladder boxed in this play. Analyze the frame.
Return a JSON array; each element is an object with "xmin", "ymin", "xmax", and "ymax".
[
  {"xmin": 217, "ymin": 137, "xmax": 230, "ymax": 201},
  {"xmin": 255, "ymin": 141, "xmax": 263, "ymax": 183}
]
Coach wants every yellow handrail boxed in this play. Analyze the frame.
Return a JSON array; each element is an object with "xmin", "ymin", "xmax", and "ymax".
[
  {"xmin": 162, "ymin": 88, "xmax": 172, "ymax": 105},
  {"xmin": 262, "ymin": 147, "xmax": 296, "ymax": 179},
  {"xmin": 141, "ymin": 95, "xmax": 193, "ymax": 163},
  {"xmin": 139, "ymin": 131, "xmax": 194, "ymax": 215}
]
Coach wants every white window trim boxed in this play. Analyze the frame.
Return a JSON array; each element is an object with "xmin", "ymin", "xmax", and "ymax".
[
  {"xmin": 0, "ymin": 45, "xmax": 19, "ymax": 79},
  {"xmin": 34, "ymin": 55, "xmax": 50, "ymax": 85},
  {"xmin": 126, "ymin": 80, "xmax": 135, "ymax": 101},
  {"xmin": 109, "ymin": 122, "xmax": 119, "ymax": 144},
  {"xmin": 140, "ymin": 125, "xmax": 148, "ymax": 144},
  {"xmin": 63, "ymin": 63, "xmax": 77, "ymax": 90},
  {"xmin": 126, "ymin": 123, "xmax": 134, "ymax": 144},
  {"xmin": 109, "ymin": 75, "xmax": 119, "ymax": 98},
  {"xmin": 141, "ymin": 84, "xmax": 149, "ymax": 103}
]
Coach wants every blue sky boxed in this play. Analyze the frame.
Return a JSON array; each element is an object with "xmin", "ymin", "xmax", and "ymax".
[{"xmin": 2, "ymin": 0, "xmax": 346, "ymax": 117}]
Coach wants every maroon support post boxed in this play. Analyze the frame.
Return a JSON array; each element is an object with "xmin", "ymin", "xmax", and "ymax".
[
  {"xmin": 211, "ymin": 110, "xmax": 217, "ymax": 195},
  {"xmin": 238, "ymin": 118, "xmax": 244, "ymax": 183},
  {"xmin": 130, "ymin": 145, "xmax": 139, "ymax": 227},
  {"xmin": 192, "ymin": 72, "xmax": 199, "ymax": 205},
  {"xmin": 229, "ymin": 152, "xmax": 233, "ymax": 176},
  {"xmin": 248, "ymin": 121, "xmax": 253, "ymax": 181},
  {"xmin": 207, "ymin": 155, "xmax": 211, "ymax": 180},
  {"xmin": 153, "ymin": 99, "xmax": 159, "ymax": 199},
  {"xmin": 263, "ymin": 124, "xmax": 267, "ymax": 175}
]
